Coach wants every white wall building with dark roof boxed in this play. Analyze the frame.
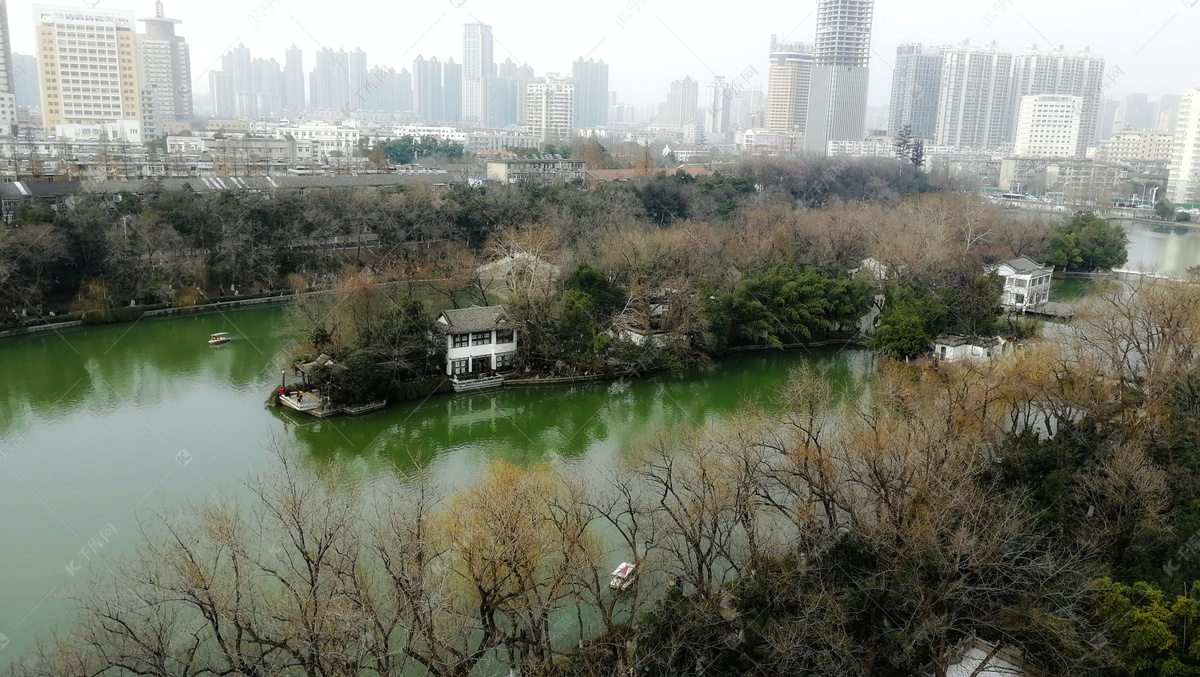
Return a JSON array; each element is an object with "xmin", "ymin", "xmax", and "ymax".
[
  {"xmin": 437, "ymin": 305, "xmax": 518, "ymax": 378},
  {"xmin": 990, "ymin": 256, "xmax": 1054, "ymax": 310}
]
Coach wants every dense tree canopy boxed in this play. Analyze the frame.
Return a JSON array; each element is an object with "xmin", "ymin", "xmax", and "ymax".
[
  {"xmin": 1042, "ymin": 213, "xmax": 1130, "ymax": 271},
  {"xmin": 378, "ymin": 136, "xmax": 465, "ymax": 165}
]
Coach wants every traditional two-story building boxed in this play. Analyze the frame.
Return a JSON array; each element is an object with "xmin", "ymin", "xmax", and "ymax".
[
  {"xmin": 989, "ymin": 257, "xmax": 1054, "ymax": 311},
  {"xmin": 435, "ymin": 306, "xmax": 518, "ymax": 390}
]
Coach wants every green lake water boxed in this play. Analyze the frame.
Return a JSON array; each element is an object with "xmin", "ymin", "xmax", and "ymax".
[
  {"xmin": 1121, "ymin": 220, "xmax": 1200, "ymax": 277},
  {"xmin": 0, "ymin": 304, "xmax": 872, "ymax": 662}
]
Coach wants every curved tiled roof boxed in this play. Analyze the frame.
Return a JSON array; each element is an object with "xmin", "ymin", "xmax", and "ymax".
[{"xmin": 438, "ymin": 305, "xmax": 511, "ymax": 333}]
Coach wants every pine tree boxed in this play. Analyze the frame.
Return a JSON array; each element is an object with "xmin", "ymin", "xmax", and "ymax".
[
  {"xmin": 893, "ymin": 124, "xmax": 912, "ymax": 161},
  {"xmin": 910, "ymin": 138, "xmax": 926, "ymax": 170}
]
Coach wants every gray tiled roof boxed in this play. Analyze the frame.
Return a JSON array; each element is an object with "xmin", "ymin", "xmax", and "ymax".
[
  {"xmin": 1004, "ymin": 256, "xmax": 1051, "ymax": 274},
  {"xmin": 439, "ymin": 305, "xmax": 511, "ymax": 333},
  {"xmin": 0, "ymin": 181, "xmax": 81, "ymax": 199}
]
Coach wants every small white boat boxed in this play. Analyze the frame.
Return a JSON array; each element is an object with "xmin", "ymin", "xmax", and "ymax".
[
  {"xmin": 609, "ymin": 562, "xmax": 637, "ymax": 591},
  {"xmin": 208, "ymin": 332, "xmax": 231, "ymax": 346}
]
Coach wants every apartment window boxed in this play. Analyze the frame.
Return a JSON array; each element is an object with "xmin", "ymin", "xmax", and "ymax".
[
  {"xmin": 452, "ymin": 333, "xmax": 469, "ymax": 349},
  {"xmin": 471, "ymin": 331, "xmax": 492, "ymax": 346},
  {"xmin": 451, "ymin": 358, "xmax": 469, "ymax": 375},
  {"xmin": 496, "ymin": 329, "xmax": 515, "ymax": 344}
]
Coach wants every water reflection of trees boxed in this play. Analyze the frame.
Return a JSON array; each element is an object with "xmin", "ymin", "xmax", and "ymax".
[
  {"xmin": 276, "ymin": 348, "xmax": 873, "ymax": 475},
  {"xmin": 0, "ymin": 307, "xmax": 291, "ymax": 436}
]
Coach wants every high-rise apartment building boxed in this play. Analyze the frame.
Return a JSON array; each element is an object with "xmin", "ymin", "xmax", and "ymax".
[
  {"xmin": 1113, "ymin": 93, "xmax": 1156, "ymax": 133},
  {"xmin": 443, "ymin": 58, "xmax": 462, "ymax": 123},
  {"xmin": 1013, "ymin": 94, "xmax": 1085, "ymax": 158},
  {"xmin": 888, "ymin": 43, "xmax": 943, "ymax": 139},
  {"xmin": 283, "ymin": 45, "xmax": 304, "ymax": 111},
  {"xmin": 209, "ymin": 70, "xmax": 234, "ymax": 118},
  {"xmin": 221, "ymin": 43, "xmax": 253, "ymax": 118},
  {"xmin": 733, "ymin": 86, "xmax": 764, "ymax": 129},
  {"xmin": 765, "ymin": 38, "xmax": 815, "ymax": 136},
  {"xmin": 396, "ymin": 68, "xmax": 412, "ymax": 113},
  {"xmin": 310, "ymin": 48, "xmax": 350, "ymax": 111},
  {"xmin": 413, "ymin": 55, "xmax": 443, "ymax": 122},
  {"xmin": 526, "ymin": 73, "xmax": 573, "ymax": 143},
  {"xmin": 13, "ymin": 53, "xmax": 36, "ymax": 108},
  {"xmin": 705, "ymin": 76, "xmax": 731, "ymax": 141},
  {"xmin": 1096, "ymin": 98, "xmax": 1119, "ymax": 141},
  {"xmin": 252, "ymin": 57, "xmax": 283, "ymax": 118},
  {"xmin": 0, "ymin": 0, "xmax": 16, "ymax": 129},
  {"xmin": 805, "ymin": 0, "xmax": 874, "ymax": 154},
  {"xmin": 1158, "ymin": 94, "xmax": 1182, "ymax": 134},
  {"xmin": 1167, "ymin": 88, "xmax": 1200, "ymax": 206},
  {"xmin": 348, "ymin": 48, "xmax": 367, "ymax": 111},
  {"xmin": 572, "ymin": 57, "xmax": 608, "ymax": 128},
  {"xmin": 498, "ymin": 58, "xmax": 533, "ymax": 124},
  {"xmin": 137, "ymin": 1, "xmax": 191, "ymax": 139},
  {"xmin": 935, "ymin": 41, "xmax": 1013, "ymax": 149},
  {"xmin": 483, "ymin": 75, "xmax": 512, "ymax": 127},
  {"xmin": 663, "ymin": 76, "xmax": 698, "ymax": 129},
  {"xmin": 1008, "ymin": 46, "xmax": 1105, "ymax": 147},
  {"xmin": 462, "ymin": 22, "xmax": 493, "ymax": 124},
  {"xmin": 362, "ymin": 66, "xmax": 407, "ymax": 113},
  {"xmin": 33, "ymin": 4, "xmax": 143, "ymax": 132}
]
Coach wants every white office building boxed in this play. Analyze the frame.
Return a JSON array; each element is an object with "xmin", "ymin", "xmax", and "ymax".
[
  {"xmin": 1167, "ymin": 88, "xmax": 1200, "ymax": 206},
  {"xmin": 275, "ymin": 121, "xmax": 359, "ymax": 163},
  {"xmin": 1009, "ymin": 46, "xmax": 1105, "ymax": 147},
  {"xmin": 935, "ymin": 41, "xmax": 1013, "ymax": 150},
  {"xmin": 805, "ymin": 0, "xmax": 874, "ymax": 154},
  {"xmin": 1013, "ymin": 94, "xmax": 1085, "ymax": 158},
  {"xmin": 526, "ymin": 74, "xmax": 573, "ymax": 143}
]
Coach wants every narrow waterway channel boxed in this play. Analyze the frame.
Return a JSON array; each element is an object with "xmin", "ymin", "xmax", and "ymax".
[{"xmin": 0, "ymin": 304, "xmax": 872, "ymax": 662}]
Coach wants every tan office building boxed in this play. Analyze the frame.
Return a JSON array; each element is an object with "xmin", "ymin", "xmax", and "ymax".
[{"xmin": 33, "ymin": 4, "xmax": 142, "ymax": 133}]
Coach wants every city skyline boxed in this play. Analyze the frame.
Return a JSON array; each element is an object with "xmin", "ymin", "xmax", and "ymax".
[{"xmin": 2, "ymin": 0, "xmax": 1196, "ymax": 112}]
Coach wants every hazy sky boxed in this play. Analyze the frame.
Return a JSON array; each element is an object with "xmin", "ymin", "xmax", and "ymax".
[{"xmin": 9, "ymin": 0, "xmax": 1199, "ymax": 108}]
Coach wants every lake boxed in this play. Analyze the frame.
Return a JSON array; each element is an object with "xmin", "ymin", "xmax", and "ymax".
[{"xmin": 0, "ymin": 304, "xmax": 872, "ymax": 661}]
